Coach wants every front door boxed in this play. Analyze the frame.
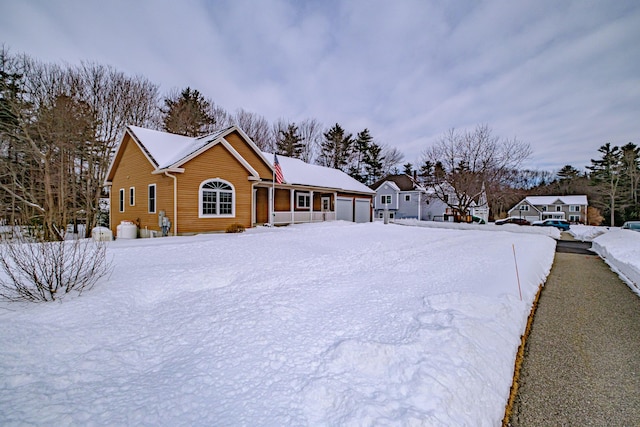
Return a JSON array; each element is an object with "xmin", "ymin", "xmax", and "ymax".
[{"xmin": 321, "ymin": 197, "xmax": 330, "ymax": 212}]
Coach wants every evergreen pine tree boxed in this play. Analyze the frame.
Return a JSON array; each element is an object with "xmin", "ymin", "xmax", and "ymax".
[
  {"xmin": 364, "ymin": 143, "xmax": 385, "ymax": 185},
  {"xmin": 318, "ymin": 123, "xmax": 353, "ymax": 171},
  {"xmin": 587, "ymin": 143, "xmax": 623, "ymax": 225},
  {"xmin": 276, "ymin": 123, "xmax": 304, "ymax": 158},
  {"xmin": 162, "ymin": 87, "xmax": 215, "ymax": 137},
  {"xmin": 348, "ymin": 128, "xmax": 373, "ymax": 183}
]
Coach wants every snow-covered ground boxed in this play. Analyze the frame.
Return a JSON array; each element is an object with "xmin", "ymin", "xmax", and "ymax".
[{"xmin": 0, "ymin": 220, "xmax": 637, "ymax": 425}]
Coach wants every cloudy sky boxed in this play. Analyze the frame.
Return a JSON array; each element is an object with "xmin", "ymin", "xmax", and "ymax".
[{"xmin": 1, "ymin": 0, "xmax": 638, "ymax": 171}]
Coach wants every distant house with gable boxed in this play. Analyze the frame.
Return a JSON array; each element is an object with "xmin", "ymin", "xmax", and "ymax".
[
  {"xmin": 104, "ymin": 125, "xmax": 374, "ymax": 237},
  {"xmin": 508, "ymin": 195, "xmax": 588, "ymax": 224},
  {"xmin": 370, "ymin": 174, "xmax": 490, "ymax": 223},
  {"xmin": 371, "ymin": 174, "xmax": 446, "ymax": 221}
]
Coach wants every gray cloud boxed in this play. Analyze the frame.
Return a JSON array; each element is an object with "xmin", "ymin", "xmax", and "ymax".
[{"xmin": 1, "ymin": 0, "xmax": 638, "ymax": 171}]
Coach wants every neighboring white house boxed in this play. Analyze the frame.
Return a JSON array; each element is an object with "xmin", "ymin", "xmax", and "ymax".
[{"xmin": 508, "ymin": 195, "xmax": 588, "ymax": 223}]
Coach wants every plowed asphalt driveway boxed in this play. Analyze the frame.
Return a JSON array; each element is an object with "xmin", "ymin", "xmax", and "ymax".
[{"xmin": 508, "ymin": 234, "xmax": 640, "ymax": 425}]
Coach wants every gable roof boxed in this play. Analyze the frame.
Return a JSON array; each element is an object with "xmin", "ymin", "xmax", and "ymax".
[
  {"xmin": 105, "ymin": 125, "xmax": 272, "ymax": 183},
  {"xmin": 263, "ymin": 152, "xmax": 374, "ymax": 194},
  {"xmin": 524, "ymin": 195, "xmax": 588, "ymax": 206},
  {"xmin": 376, "ymin": 181, "xmax": 401, "ymax": 192},
  {"xmin": 370, "ymin": 174, "xmax": 424, "ymax": 192},
  {"xmin": 105, "ymin": 125, "xmax": 374, "ymax": 195}
]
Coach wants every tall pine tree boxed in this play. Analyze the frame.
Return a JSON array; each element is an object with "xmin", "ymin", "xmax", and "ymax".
[
  {"xmin": 588, "ymin": 143, "xmax": 623, "ymax": 225},
  {"xmin": 162, "ymin": 87, "xmax": 215, "ymax": 137},
  {"xmin": 276, "ymin": 123, "xmax": 304, "ymax": 158},
  {"xmin": 317, "ymin": 123, "xmax": 353, "ymax": 171}
]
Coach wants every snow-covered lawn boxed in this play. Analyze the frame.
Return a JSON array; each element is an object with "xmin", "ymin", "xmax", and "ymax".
[{"xmin": 0, "ymin": 220, "xmax": 636, "ymax": 425}]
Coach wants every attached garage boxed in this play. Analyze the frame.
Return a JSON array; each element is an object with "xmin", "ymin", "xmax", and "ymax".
[
  {"xmin": 336, "ymin": 197, "xmax": 354, "ymax": 222},
  {"xmin": 355, "ymin": 199, "xmax": 371, "ymax": 223}
]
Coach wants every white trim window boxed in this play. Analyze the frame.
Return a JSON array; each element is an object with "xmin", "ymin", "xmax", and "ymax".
[
  {"xmin": 556, "ymin": 205, "xmax": 562, "ymax": 212},
  {"xmin": 569, "ymin": 215, "xmax": 580, "ymax": 222},
  {"xmin": 381, "ymin": 195, "xmax": 391, "ymax": 205},
  {"xmin": 570, "ymin": 205, "xmax": 580, "ymax": 212},
  {"xmin": 129, "ymin": 187, "xmax": 135, "ymax": 206},
  {"xmin": 404, "ymin": 194, "xmax": 411, "ymax": 202},
  {"xmin": 148, "ymin": 184, "xmax": 156, "ymax": 213},
  {"xmin": 519, "ymin": 205, "xmax": 529, "ymax": 211},
  {"xmin": 119, "ymin": 188, "xmax": 125, "ymax": 212},
  {"xmin": 199, "ymin": 179, "xmax": 235, "ymax": 217},
  {"xmin": 296, "ymin": 192, "xmax": 311, "ymax": 209}
]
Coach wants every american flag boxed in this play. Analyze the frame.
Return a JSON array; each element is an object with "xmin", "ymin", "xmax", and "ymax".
[{"xmin": 274, "ymin": 153, "xmax": 285, "ymax": 184}]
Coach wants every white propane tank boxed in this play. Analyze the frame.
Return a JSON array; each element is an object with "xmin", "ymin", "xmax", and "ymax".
[
  {"xmin": 91, "ymin": 226, "xmax": 113, "ymax": 241},
  {"xmin": 117, "ymin": 220, "xmax": 137, "ymax": 239}
]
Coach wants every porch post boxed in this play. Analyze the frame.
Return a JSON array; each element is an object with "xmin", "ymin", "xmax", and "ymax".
[
  {"xmin": 290, "ymin": 189, "xmax": 295, "ymax": 224},
  {"xmin": 310, "ymin": 190, "xmax": 314, "ymax": 222},
  {"xmin": 269, "ymin": 186, "xmax": 274, "ymax": 226}
]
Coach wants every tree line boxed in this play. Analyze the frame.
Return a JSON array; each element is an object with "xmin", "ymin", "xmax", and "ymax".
[
  {"xmin": 0, "ymin": 47, "xmax": 406, "ymax": 240},
  {"xmin": 1, "ymin": 45, "xmax": 637, "ymax": 242}
]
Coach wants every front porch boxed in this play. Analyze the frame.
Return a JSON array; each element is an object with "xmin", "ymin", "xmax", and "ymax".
[{"xmin": 254, "ymin": 185, "xmax": 337, "ymax": 226}]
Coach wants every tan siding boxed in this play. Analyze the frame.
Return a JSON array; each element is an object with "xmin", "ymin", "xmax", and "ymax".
[
  {"xmin": 176, "ymin": 144, "xmax": 253, "ymax": 232},
  {"xmin": 275, "ymin": 189, "xmax": 291, "ymax": 211},
  {"xmin": 225, "ymin": 131, "xmax": 273, "ymax": 179},
  {"xmin": 109, "ymin": 135, "xmax": 174, "ymax": 236}
]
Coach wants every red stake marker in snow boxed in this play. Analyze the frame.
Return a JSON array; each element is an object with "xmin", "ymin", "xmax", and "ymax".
[{"xmin": 512, "ymin": 244, "xmax": 523, "ymax": 301}]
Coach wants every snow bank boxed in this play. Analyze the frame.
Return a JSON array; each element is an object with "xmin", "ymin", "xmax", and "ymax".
[
  {"xmin": 591, "ymin": 229, "xmax": 640, "ymax": 295},
  {"xmin": 0, "ymin": 222, "xmax": 556, "ymax": 425},
  {"xmin": 569, "ymin": 224, "xmax": 611, "ymax": 241},
  {"xmin": 396, "ymin": 218, "xmax": 561, "ymax": 239}
]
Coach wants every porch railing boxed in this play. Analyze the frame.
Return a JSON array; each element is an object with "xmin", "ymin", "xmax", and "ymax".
[{"xmin": 273, "ymin": 211, "xmax": 336, "ymax": 225}]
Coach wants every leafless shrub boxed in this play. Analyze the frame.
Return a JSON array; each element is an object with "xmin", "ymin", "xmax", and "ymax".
[
  {"xmin": 225, "ymin": 223, "xmax": 245, "ymax": 233},
  {"xmin": 0, "ymin": 237, "xmax": 112, "ymax": 302}
]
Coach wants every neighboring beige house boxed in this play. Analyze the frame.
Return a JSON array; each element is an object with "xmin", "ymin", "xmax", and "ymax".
[
  {"xmin": 508, "ymin": 195, "xmax": 588, "ymax": 223},
  {"xmin": 104, "ymin": 125, "xmax": 374, "ymax": 237}
]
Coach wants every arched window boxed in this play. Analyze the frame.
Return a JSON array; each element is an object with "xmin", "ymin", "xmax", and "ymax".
[{"xmin": 199, "ymin": 179, "xmax": 235, "ymax": 217}]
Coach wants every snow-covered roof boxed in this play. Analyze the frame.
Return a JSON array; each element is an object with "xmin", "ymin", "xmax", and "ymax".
[
  {"xmin": 524, "ymin": 195, "xmax": 588, "ymax": 206},
  {"xmin": 264, "ymin": 153, "xmax": 374, "ymax": 194},
  {"xmin": 128, "ymin": 125, "xmax": 234, "ymax": 169},
  {"xmin": 377, "ymin": 181, "xmax": 401, "ymax": 192},
  {"xmin": 117, "ymin": 126, "xmax": 373, "ymax": 194}
]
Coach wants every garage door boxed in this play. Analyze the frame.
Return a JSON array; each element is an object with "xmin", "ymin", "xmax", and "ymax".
[
  {"xmin": 336, "ymin": 197, "xmax": 353, "ymax": 222},
  {"xmin": 355, "ymin": 199, "xmax": 371, "ymax": 223}
]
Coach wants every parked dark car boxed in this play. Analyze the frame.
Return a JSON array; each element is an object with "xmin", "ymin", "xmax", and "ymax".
[
  {"xmin": 495, "ymin": 217, "xmax": 530, "ymax": 226},
  {"xmin": 532, "ymin": 219, "xmax": 570, "ymax": 231},
  {"xmin": 621, "ymin": 221, "xmax": 640, "ymax": 232}
]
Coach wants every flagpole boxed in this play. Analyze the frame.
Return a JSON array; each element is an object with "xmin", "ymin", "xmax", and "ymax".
[{"xmin": 272, "ymin": 155, "xmax": 275, "ymax": 226}]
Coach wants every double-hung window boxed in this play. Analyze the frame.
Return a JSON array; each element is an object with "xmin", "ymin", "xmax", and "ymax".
[
  {"xmin": 296, "ymin": 192, "xmax": 311, "ymax": 209},
  {"xmin": 148, "ymin": 184, "xmax": 156, "ymax": 213},
  {"xmin": 570, "ymin": 205, "xmax": 580, "ymax": 212},
  {"xmin": 129, "ymin": 187, "xmax": 135, "ymax": 206},
  {"xmin": 200, "ymin": 179, "xmax": 235, "ymax": 217},
  {"xmin": 119, "ymin": 188, "xmax": 125, "ymax": 212},
  {"xmin": 381, "ymin": 195, "xmax": 392, "ymax": 205}
]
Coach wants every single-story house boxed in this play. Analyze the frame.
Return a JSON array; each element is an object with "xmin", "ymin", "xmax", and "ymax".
[
  {"xmin": 370, "ymin": 174, "xmax": 447, "ymax": 221},
  {"xmin": 104, "ymin": 125, "xmax": 374, "ymax": 237},
  {"xmin": 508, "ymin": 195, "xmax": 588, "ymax": 223}
]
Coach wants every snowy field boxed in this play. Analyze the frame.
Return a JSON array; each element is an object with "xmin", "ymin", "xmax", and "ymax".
[{"xmin": 0, "ymin": 220, "xmax": 637, "ymax": 425}]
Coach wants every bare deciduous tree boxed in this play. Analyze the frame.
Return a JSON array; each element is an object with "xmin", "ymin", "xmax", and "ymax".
[
  {"xmin": 232, "ymin": 108, "xmax": 272, "ymax": 150},
  {"xmin": 0, "ymin": 52, "xmax": 160, "ymax": 239},
  {"xmin": 422, "ymin": 124, "xmax": 531, "ymax": 218}
]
